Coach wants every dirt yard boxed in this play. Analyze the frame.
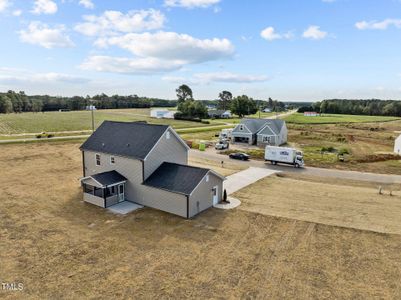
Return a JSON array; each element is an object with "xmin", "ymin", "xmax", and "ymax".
[
  {"xmin": 234, "ymin": 173, "xmax": 401, "ymax": 235},
  {"xmin": 2, "ymin": 142, "xmax": 401, "ymax": 299}
]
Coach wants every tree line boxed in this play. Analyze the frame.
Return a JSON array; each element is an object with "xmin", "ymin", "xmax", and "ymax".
[
  {"xmin": 0, "ymin": 90, "xmax": 176, "ymax": 114},
  {"xmin": 174, "ymin": 84, "xmax": 286, "ymax": 120},
  {"xmin": 298, "ymin": 99, "xmax": 401, "ymax": 117}
]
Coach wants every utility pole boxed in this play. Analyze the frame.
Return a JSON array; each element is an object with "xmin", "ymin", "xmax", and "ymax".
[{"xmin": 91, "ymin": 108, "xmax": 95, "ymax": 133}]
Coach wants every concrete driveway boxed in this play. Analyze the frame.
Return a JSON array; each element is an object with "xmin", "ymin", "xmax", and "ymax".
[{"xmin": 224, "ymin": 167, "xmax": 279, "ymax": 195}]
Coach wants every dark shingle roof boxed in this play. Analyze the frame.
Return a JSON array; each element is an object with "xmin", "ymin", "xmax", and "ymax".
[
  {"xmin": 143, "ymin": 162, "xmax": 211, "ymax": 195},
  {"xmin": 80, "ymin": 121, "xmax": 168, "ymax": 160},
  {"xmin": 91, "ymin": 170, "xmax": 127, "ymax": 186}
]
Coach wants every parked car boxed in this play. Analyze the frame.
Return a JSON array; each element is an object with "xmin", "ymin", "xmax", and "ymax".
[
  {"xmin": 215, "ymin": 141, "xmax": 229, "ymax": 150},
  {"xmin": 229, "ymin": 152, "xmax": 250, "ymax": 161}
]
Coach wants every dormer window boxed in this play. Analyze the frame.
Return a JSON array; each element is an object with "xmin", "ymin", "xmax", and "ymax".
[
  {"xmin": 166, "ymin": 131, "xmax": 170, "ymax": 139},
  {"xmin": 95, "ymin": 154, "xmax": 101, "ymax": 166},
  {"xmin": 110, "ymin": 156, "xmax": 115, "ymax": 164}
]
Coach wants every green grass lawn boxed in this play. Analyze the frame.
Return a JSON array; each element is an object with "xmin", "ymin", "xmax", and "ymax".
[
  {"xmin": 0, "ymin": 109, "xmax": 219, "ymax": 134},
  {"xmin": 283, "ymin": 113, "xmax": 400, "ymax": 124}
]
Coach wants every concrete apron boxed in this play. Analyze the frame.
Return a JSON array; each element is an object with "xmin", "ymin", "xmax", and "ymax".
[
  {"xmin": 107, "ymin": 201, "xmax": 143, "ymax": 215},
  {"xmin": 224, "ymin": 167, "xmax": 280, "ymax": 195}
]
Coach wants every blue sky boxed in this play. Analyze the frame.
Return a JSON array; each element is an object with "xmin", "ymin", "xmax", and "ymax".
[{"xmin": 0, "ymin": 0, "xmax": 401, "ymax": 101}]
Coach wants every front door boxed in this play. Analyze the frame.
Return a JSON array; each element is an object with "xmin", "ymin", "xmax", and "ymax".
[
  {"xmin": 118, "ymin": 184, "xmax": 124, "ymax": 202},
  {"xmin": 212, "ymin": 186, "xmax": 218, "ymax": 205}
]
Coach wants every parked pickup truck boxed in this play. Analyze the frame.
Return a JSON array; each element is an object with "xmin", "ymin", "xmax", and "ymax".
[
  {"xmin": 215, "ymin": 140, "xmax": 229, "ymax": 150},
  {"xmin": 265, "ymin": 146, "xmax": 304, "ymax": 168}
]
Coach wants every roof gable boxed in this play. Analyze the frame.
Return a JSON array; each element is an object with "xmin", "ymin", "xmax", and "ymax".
[
  {"xmin": 239, "ymin": 118, "xmax": 286, "ymax": 134},
  {"xmin": 80, "ymin": 121, "xmax": 168, "ymax": 160}
]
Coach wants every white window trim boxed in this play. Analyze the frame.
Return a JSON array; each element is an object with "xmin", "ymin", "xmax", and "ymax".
[
  {"xmin": 166, "ymin": 131, "xmax": 170, "ymax": 139},
  {"xmin": 206, "ymin": 175, "xmax": 209, "ymax": 182},
  {"xmin": 95, "ymin": 153, "xmax": 101, "ymax": 166},
  {"xmin": 110, "ymin": 156, "xmax": 115, "ymax": 164}
]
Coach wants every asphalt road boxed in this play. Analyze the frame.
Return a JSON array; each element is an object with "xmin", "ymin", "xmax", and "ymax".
[{"xmin": 190, "ymin": 149, "xmax": 401, "ymax": 184}]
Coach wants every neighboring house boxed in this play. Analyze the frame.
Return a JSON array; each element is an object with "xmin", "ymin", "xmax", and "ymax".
[
  {"xmin": 79, "ymin": 121, "xmax": 225, "ymax": 218},
  {"xmin": 263, "ymin": 108, "xmax": 271, "ymax": 113},
  {"xmin": 150, "ymin": 109, "xmax": 176, "ymax": 119},
  {"xmin": 394, "ymin": 134, "xmax": 401, "ymax": 155},
  {"xmin": 208, "ymin": 110, "xmax": 232, "ymax": 119},
  {"xmin": 232, "ymin": 118, "xmax": 287, "ymax": 146}
]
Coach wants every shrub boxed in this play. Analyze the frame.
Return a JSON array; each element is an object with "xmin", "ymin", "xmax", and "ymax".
[
  {"xmin": 338, "ymin": 148, "xmax": 350, "ymax": 155},
  {"xmin": 36, "ymin": 134, "xmax": 42, "ymax": 139},
  {"xmin": 46, "ymin": 134, "xmax": 54, "ymax": 138},
  {"xmin": 201, "ymin": 120, "xmax": 210, "ymax": 124}
]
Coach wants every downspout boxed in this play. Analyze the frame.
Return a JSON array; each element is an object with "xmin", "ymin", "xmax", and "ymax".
[
  {"xmin": 103, "ymin": 185, "xmax": 107, "ymax": 208},
  {"xmin": 82, "ymin": 151, "xmax": 86, "ymax": 177},
  {"xmin": 186, "ymin": 195, "xmax": 190, "ymax": 219}
]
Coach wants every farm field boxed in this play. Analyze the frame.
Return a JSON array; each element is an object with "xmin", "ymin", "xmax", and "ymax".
[
  {"xmin": 2, "ymin": 142, "xmax": 401, "ymax": 299},
  {"xmin": 286, "ymin": 119, "xmax": 401, "ymax": 174},
  {"xmin": 283, "ymin": 113, "xmax": 400, "ymax": 124},
  {"xmin": 0, "ymin": 108, "xmax": 227, "ymax": 135},
  {"xmin": 234, "ymin": 173, "xmax": 401, "ymax": 234}
]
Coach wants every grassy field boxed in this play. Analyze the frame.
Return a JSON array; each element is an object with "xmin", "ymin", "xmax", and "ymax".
[
  {"xmin": 283, "ymin": 113, "xmax": 400, "ymax": 124},
  {"xmin": 0, "ymin": 109, "xmax": 227, "ymax": 135},
  {"xmin": 2, "ymin": 142, "xmax": 401, "ymax": 299}
]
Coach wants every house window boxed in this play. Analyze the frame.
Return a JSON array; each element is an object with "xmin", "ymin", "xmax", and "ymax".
[
  {"xmin": 110, "ymin": 156, "xmax": 115, "ymax": 164},
  {"xmin": 206, "ymin": 175, "xmax": 209, "ymax": 182},
  {"xmin": 263, "ymin": 136, "xmax": 270, "ymax": 143},
  {"xmin": 239, "ymin": 125, "xmax": 244, "ymax": 131},
  {"xmin": 166, "ymin": 131, "xmax": 170, "ymax": 139},
  {"xmin": 95, "ymin": 154, "xmax": 101, "ymax": 166}
]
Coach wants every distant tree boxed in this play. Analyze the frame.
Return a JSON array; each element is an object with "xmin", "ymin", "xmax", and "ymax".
[
  {"xmin": 31, "ymin": 99, "xmax": 43, "ymax": 112},
  {"xmin": 178, "ymin": 100, "xmax": 208, "ymax": 119},
  {"xmin": 268, "ymin": 97, "xmax": 273, "ymax": 108},
  {"xmin": 230, "ymin": 95, "xmax": 258, "ymax": 118},
  {"xmin": 176, "ymin": 84, "xmax": 193, "ymax": 104},
  {"xmin": 0, "ymin": 95, "xmax": 13, "ymax": 113},
  {"xmin": 218, "ymin": 91, "xmax": 232, "ymax": 110}
]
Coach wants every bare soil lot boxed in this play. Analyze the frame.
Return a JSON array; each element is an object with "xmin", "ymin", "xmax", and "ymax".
[
  {"xmin": 234, "ymin": 173, "xmax": 401, "ymax": 235},
  {"xmin": 2, "ymin": 143, "xmax": 401, "ymax": 299}
]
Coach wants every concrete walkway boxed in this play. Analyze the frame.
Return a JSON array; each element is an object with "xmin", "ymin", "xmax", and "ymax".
[
  {"xmin": 224, "ymin": 167, "xmax": 279, "ymax": 195},
  {"xmin": 107, "ymin": 201, "xmax": 143, "ymax": 215}
]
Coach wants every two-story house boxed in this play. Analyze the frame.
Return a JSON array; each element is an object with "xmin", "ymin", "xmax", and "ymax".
[{"xmin": 79, "ymin": 121, "xmax": 225, "ymax": 218}]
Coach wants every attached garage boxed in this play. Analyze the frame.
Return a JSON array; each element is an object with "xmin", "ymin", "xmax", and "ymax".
[{"xmin": 143, "ymin": 162, "xmax": 226, "ymax": 218}]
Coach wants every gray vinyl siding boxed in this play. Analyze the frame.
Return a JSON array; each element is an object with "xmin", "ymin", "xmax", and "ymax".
[
  {"xmin": 189, "ymin": 172, "xmax": 223, "ymax": 218},
  {"xmin": 83, "ymin": 150, "xmax": 143, "ymax": 203},
  {"xmin": 105, "ymin": 195, "xmax": 119, "ymax": 207},
  {"xmin": 232, "ymin": 124, "xmax": 251, "ymax": 134},
  {"xmin": 138, "ymin": 185, "xmax": 187, "ymax": 218},
  {"xmin": 257, "ymin": 134, "xmax": 278, "ymax": 146},
  {"xmin": 83, "ymin": 149, "xmax": 188, "ymax": 217},
  {"xmin": 144, "ymin": 128, "xmax": 188, "ymax": 180},
  {"xmin": 83, "ymin": 193, "xmax": 104, "ymax": 207}
]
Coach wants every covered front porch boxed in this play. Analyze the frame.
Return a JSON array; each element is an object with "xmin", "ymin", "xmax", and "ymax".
[{"xmin": 80, "ymin": 170, "xmax": 127, "ymax": 208}]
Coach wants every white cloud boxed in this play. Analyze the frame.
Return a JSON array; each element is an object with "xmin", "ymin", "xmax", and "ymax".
[
  {"xmin": 163, "ymin": 71, "xmax": 269, "ymax": 84},
  {"xmin": 96, "ymin": 31, "xmax": 234, "ymax": 64},
  {"xmin": 32, "ymin": 0, "xmax": 57, "ymax": 15},
  {"xmin": 12, "ymin": 9, "xmax": 22, "ymax": 16},
  {"xmin": 80, "ymin": 56, "xmax": 183, "ymax": 74},
  {"xmin": 260, "ymin": 27, "xmax": 293, "ymax": 41},
  {"xmin": 79, "ymin": 0, "xmax": 94, "ymax": 9},
  {"xmin": 302, "ymin": 25, "xmax": 327, "ymax": 40},
  {"xmin": 0, "ymin": 67, "xmax": 89, "ymax": 84},
  {"xmin": 355, "ymin": 19, "xmax": 401, "ymax": 30},
  {"xmin": 19, "ymin": 22, "xmax": 74, "ymax": 49},
  {"xmin": 75, "ymin": 9, "xmax": 165, "ymax": 36},
  {"xmin": 0, "ymin": 0, "xmax": 10, "ymax": 12},
  {"xmin": 164, "ymin": 0, "xmax": 220, "ymax": 8}
]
